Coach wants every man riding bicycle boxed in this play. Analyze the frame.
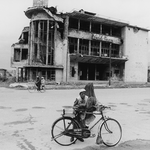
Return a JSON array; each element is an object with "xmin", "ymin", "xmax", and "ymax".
[{"xmin": 35, "ymin": 76, "xmax": 41, "ymax": 91}]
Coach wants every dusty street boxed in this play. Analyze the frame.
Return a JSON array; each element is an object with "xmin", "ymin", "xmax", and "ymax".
[{"xmin": 0, "ymin": 87, "xmax": 150, "ymax": 150}]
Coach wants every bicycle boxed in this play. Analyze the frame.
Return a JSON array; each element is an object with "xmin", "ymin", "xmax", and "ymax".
[
  {"xmin": 27, "ymin": 82, "xmax": 46, "ymax": 93},
  {"xmin": 51, "ymin": 105, "xmax": 122, "ymax": 147}
]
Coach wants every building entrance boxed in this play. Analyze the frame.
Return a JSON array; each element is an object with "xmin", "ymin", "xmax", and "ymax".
[{"xmin": 78, "ymin": 63, "xmax": 108, "ymax": 81}]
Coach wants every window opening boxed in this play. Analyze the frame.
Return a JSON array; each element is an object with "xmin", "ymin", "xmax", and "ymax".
[
  {"xmin": 91, "ymin": 40, "xmax": 100, "ymax": 56},
  {"xmin": 42, "ymin": 70, "xmax": 46, "ymax": 79},
  {"xmin": 112, "ymin": 26, "xmax": 121, "ymax": 37},
  {"xmin": 47, "ymin": 69, "xmax": 55, "ymax": 81},
  {"xmin": 49, "ymin": 22, "xmax": 54, "ymax": 41},
  {"xmin": 34, "ymin": 21, "xmax": 39, "ymax": 38},
  {"xmin": 111, "ymin": 44, "xmax": 119, "ymax": 57},
  {"xmin": 48, "ymin": 46, "xmax": 54, "ymax": 65},
  {"xmin": 80, "ymin": 20, "xmax": 90, "ymax": 32},
  {"xmin": 101, "ymin": 42, "xmax": 110, "ymax": 57},
  {"xmin": 102, "ymin": 24, "xmax": 111, "ymax": 35},
  {"xmin": 114, "ymin": 69, "xmax": 119, "ymax": 74},
  {"xmin": 14, "ymin": 48, "xmax": 20, "ymax": 62},
  {"xmin": 71, "ymin": 67, "xmax": 76, "ymax": 77},
  {"xmin": 34, "ymin": 43, "xmax": 37, "ymax": 60},
  {"xmin": 91, "ymin": 22, "xmax": 100, "ymax": 33},
  {"xmin": 23, "ymin": 32, "xmax": 28, "ymax": 44},
  {"xmin": 69, "ymin": 37, "xmax": 78, "ymax": 53},
  {"xmin": 79, "ymin": 39, "xmax": 89, "ymax": 55},
  {"xmin": 69, "ymin": 18, "xmax": 78, "ymax": 29},
  {"xmin": 40, "ymin": 44, "xmax": 46, "ymax": 64},
  {"xmin": 40, "ymin": 21, "xmax": 47, "ymax": 43},
  {"xmin": 32, "ymin": 69, "xmax": 36, "ymax": 80},
  {"xmin": 48, "ymin": 22, "xmax": 54, "ymax": 65},
  {"xmin": 22, "ymin": 49, "xmax": 28, "ymax": 60}
]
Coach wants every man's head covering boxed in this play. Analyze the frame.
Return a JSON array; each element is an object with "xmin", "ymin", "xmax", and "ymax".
[{"xmin": 79, "ymin": 89, "xmax": 86, "ymax": 94}]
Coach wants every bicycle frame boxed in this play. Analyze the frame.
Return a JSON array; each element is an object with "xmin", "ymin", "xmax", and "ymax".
[
  {"xmin": 60, "ymin": 108, "xmax": 108, "ymax": 136},
  {"xmin": 87, "ymin": 111, "xmax": 107, "ymax": 131}
]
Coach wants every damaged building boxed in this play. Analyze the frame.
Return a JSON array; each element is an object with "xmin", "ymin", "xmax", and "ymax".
[{"xmin": 11, "ymin": 0, "xmax": 149, "ymax": 83}]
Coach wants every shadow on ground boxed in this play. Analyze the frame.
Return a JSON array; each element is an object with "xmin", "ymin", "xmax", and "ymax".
[{"xmin": 73, "ymin": 139, "xmax": 150, "ymax": 150}]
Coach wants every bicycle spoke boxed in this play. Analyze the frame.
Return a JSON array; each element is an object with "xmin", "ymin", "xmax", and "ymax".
[
  {"xmin": 53, "ymin": 132, "xmax": 64, "ymax": 140},
  {"xmin": 55, "ymin": 125, "xmax": 64, "ymax": 130}
]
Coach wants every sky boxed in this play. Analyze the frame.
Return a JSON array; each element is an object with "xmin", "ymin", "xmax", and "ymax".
[{"xmin": 0, "ymin": 0, "xmax": 150, "ymax": 69}]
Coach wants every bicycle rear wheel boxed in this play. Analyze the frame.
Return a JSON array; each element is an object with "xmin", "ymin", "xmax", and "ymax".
[
  {"xmin": 51, "ymin": 116, "xmax": 80, "ymax": 146},
  {"xmin": 100, "ymin": 118, "xmax": 122, "ymax": 147},
  {"xmin": 27, "ymin": 85, "xmax": 37, "ymax": 93}
]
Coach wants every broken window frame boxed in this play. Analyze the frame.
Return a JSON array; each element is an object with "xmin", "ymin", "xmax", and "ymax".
[
  {"xmin": 40, "ymin": 20, "xmax": 47, "ymax": 43},
  {"xmin": 32, "ymin": 20, "xmax": 54, "ymax": 65},
  {"xmin": 48, "ymin": 22, "xmax": 54, "ymax": 65},
  {"xmin": 69, "ymin": 18, "xmax": 78, "ymax": 29},
  {"xmin": 101, "ymin": 42, "xmax": 110, "ymax": 57},
  {"xmin": 23, "ymin": 32, "xmax": 28, "ymax": 44},
  {"xmin": 111, "ymin": 44, "xmax": 120, "ymax": 57},
  {"xmin": 91, "ymin": 22, "xmax": 100, "ymax": 34},
  {"xmin": 47, "ymin": 69, "xmax": 55, "ymax": 81},
  {"xmin": 69, "ymin": 37, "xmax": 78, "ymax": 54},
  {"xmin": 34, "ymin": 21, "xmax": 39, "ymax": 38},
  {"xmin": 40, "ymin": 44, "xmax": 46, "ymax": 64},
  {"xmin": 102, "ymin": 24, "xmax": 111, "ymax": 36},
  {"xmin": 79, "ymin": 39, "xmax": 89, "ymax": 55},
  {"xmin": 22, "ymin": 49, "xmax": 28, "ymax": 60},
  {"xmin": 14, "ymin": 48, "xmax": 21, "ymax": 62},
  {"xmin": 91, "ymin": 40, "xmax": 100, "ymax": 56},
  {"xmin": 112, "ymin": 26, "xmax": 121, "ymax": 37},
  {"xmin": 80, "ymin": 20, "xmax": 90, "ymax": 32}
]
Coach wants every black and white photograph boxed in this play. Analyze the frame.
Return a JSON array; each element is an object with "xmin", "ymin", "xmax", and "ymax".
[{"xmin": 0, "ymin": 0, "xmax": 150, "ymax": 150}]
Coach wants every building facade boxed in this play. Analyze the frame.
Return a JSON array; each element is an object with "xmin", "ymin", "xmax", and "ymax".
[{"xmin": 11, "ymin": 0, "xmax": 149, "ymax": 83}]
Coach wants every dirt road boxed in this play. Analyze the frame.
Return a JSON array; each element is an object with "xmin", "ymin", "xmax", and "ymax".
[{"xmin": 0, "ymin": 87, "xmax": 150, "ymax": 150}]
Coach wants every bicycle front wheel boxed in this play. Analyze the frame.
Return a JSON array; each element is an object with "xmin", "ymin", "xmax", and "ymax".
[
  {"xmin": 100, "ymin": 118, "xmax": 122, "ymax": 147},
  {"xmin": 51, "ymin": 117, "xmax": 80, "ymax": 146}
]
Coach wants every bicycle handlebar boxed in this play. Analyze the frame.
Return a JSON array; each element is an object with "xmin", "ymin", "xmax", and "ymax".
[
  {"xmin": 98, "ymin": 105, "xmax": 111, "ymax": 111},
  {"xmin": 73, "ymin": 105, "xmax": 111, "ymax": 113}
]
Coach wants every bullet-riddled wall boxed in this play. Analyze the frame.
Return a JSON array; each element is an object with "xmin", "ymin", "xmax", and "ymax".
[{"xmin": 124, "ymin": 26, "xmax": 148, "ymax": 82}]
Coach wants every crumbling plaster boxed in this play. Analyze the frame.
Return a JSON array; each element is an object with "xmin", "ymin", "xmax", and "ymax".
[{"xmin": 124, "ymin": 26, "xmax": 148, "ymax": 82}]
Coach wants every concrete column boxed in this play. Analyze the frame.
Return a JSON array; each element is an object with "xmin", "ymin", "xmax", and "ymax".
[
  {"xmin": 54, "ymin": 21, "xmax": 57, "ymax": 65},
  {"xmin": 20, "ymin": 46, "xmax": 22, "ymax": 61},
  {"xmin": 89, "ymin": 40, "xmax": 91, "ymax": 55},
  {"xmin": 28, "ymin": 22, "xmax": 31, "ymax": 65},
  {"xmin": 46, "ymin": 20, "xmax": 49, "ymax": 65},
  {"xmin": 37, "ymin": 21, "xmax": 41, "ymax": 59},
  {"xmin": 99, "ymin": 41, "xmax": 101, "ymax": 56},
  {"xmin": 100, "ymin": 24, "xmax": 102, "ymax": 34},
  {"xmin": 78, "ymin": 20, "xmax": 80, "ymax": 30},
  {"xmin": 89, "ymin": 22, "xmax": 91, "ymax": 32},
  {"xmin": 63, "ymin": 16, "xmax": 69, "ymax": 82},
  {"xmin": 77, "ymin": 39, "xmax": 79, "ymax": 54},
  {"xmin": 30, "ymin": 68, "xmax": 32, "ymax": 81},
  {"xmin": 30, "ymin": 21, "xmax": 34, "ymax": 64},
  {"xmin": 16, "ymin": 67, "xmax": 19, "ymax": 82}
]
